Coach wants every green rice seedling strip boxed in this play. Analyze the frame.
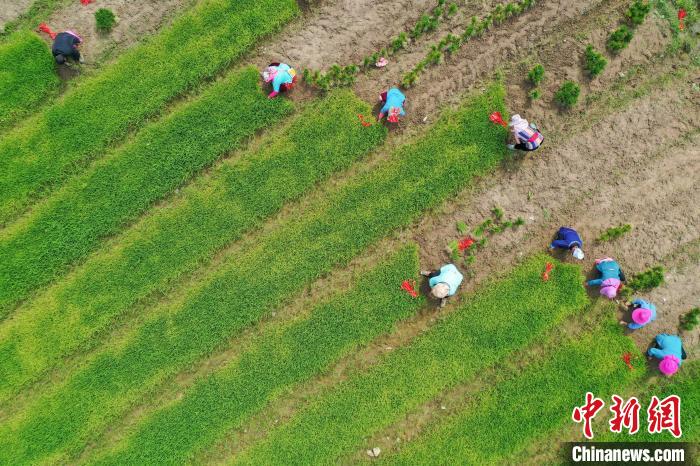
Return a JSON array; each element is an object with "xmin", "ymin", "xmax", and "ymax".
[
  {"xmin": 0, "ymin": 90, "xmax": 386, "ymax": 403},
  {"xmin": 0, "ymin": 0, "xmax": 72, "ymax": 38},
  {"xmin": 96, "ymin": 245, "xmax": 424, "ymax": 464},
  {"xmin": 0, "ymin": 31, "xmax": 59, "ymax": 130},
  {"xmin": 384, "ymin": 320, "xmax": 642, "ymax": 465},
  {"xmin": 235, "ymin": 255, "xmax": 588, "ymax": 465},
  {"xmin": 0, "ymin": 66, "xmax": 293, "ymax": 317},
  {"xmin": 0, "ymin": 0, "xmax": 299, "ymax": 225},
  {"xmin": 0, "ymin": 84, "xmax": 506, "ymax": 464},
  {"xmin": 598, "ymin": 360, "xmax": 700, "ymax": 443}
]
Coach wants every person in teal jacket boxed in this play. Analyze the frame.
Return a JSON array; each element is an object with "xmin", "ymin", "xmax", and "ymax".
[
  {"xmin": 377, "ymin": 87, "xmax": 406, "ymax": 123},
  {"xmin": 620, "ymin": 298, "xmax": 657, "ymax": 330},
  {"xmin": 262, "ymin": 63, "xmax": 297, "ymax": 99},
  {"xmin": 421, "ymin": 264, "xmax": 463, "ymax": 307},
  {"xmin": 586, "ymin": 258, "xmax": 626, "ymax": 299},
  {"xmin": 648, "ymin": 334, "xmax": 687, "ymax": 376}
]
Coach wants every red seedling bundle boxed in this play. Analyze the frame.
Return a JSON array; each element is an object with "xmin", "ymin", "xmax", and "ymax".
[
  {"xmin": 678, "ymin": 8, "xmax": 686, "ymax": 30},
  {"xmin": 401, "ymin": 279, "xmax": 419, "ymax": 298},
  {"xmin": 542, "ymin": 262, "xmax": 554, "ymax": 281},
  {"xmin": 622, "ymin": 352, "xmax": 634, "ymax": 370},
  {"xmin": 357, "ymin": 114, "xmax": 372, "ymax": 127},
  {"xmin": 38, "ymin": 23, "xmax": 57, "ymax": 39},
  {"xmin": 489, "ymin": 111, "xmax": 508, "ymax": 128},
  {"xmin": 458, "ymin": 237, "xmax": 475, "ymax": 252},
  {"xmin": 81, "ymin": 0, "xmax": 94, "ymax": 5}
]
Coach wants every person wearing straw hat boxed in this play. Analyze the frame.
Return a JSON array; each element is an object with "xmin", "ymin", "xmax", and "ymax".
[
  {"xmin": 262, "ymin": 63, "xmax": 297, "ymax": 99},
  {"xmin": 620, "ymin": 298, "xmax": 657, "ymax": 329},
  {"xmin": 648, "ymin": 334, "xmax": 687, "ymax": 377},
  {"xmin": 421, "ymin": 263, "xmax": 463, "ymax": 308},
  {"xmin": 52, "ymin": 30, "xmax": 84, "ymax": 65},
  {"xmin": 377, "ymin": 87, "xmax": 406, "ymax": 123},
  {"xmin": 586, "ymin": 257, "xmax": 626, "ymax": 299},
  {"xmin": 550, "ymin": 226, "xmax": 585, "ymax": 260},
  {"xmin": 506, "ymin": 114, "xmax": 544, "ymax": 151}
]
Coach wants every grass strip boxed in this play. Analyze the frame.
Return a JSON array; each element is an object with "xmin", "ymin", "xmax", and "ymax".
[
  {"xmin": 0, "ymin": 0, "xmax": 299, "ymax": 225},
  {"xmin": 235, "ymin": 255, "xmax": 589, "ymax": 465},
  {"xmin": 0, "ymin": 83, "xmax": 507, "ymax": 464},
  {"xmin": 96, "ymin": 245, "xmax": 424, "ymax": 464},
  {"xmin": 0, "ymin": 89, "xmax": 386, "ymax": 403},
  {"xmin": 383, "ymin": 319, "xmax": 642, "ymax": 465},
  {"xmin": 0, "ymin": 66, "xmax": 293, "ymax": 316},
  {"xmin": 0, "ymin": 31, "xmax": 59, "ymax": 130},
  {"xmin": 599, "ymin": 360, "xmax": 700, "ymax": 443}
]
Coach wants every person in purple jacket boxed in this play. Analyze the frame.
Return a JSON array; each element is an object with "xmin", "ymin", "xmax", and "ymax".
[{"xmin": 550, "ymin": 227, "xmax": 584, "ymax": 260}]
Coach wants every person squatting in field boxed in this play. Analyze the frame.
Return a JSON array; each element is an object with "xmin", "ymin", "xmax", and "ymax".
[
  {"xmin": 586, "ymin": 257, "xmax": 626, "ymax": 299},
  {"xmin": 421, "ymin": 263, "xmax": 463, "ymax": 308},
  {"xmin": 52, "ymin": 30, "xmax": 84, "ymax": 65},
  {"xmin": 262, "ymin": 63, "xmax": 297, "ymax": 99},
  {"xmin": 620, "ymin": 298, "xmax": 657, "ymax": 330},
  {"xmin": 550, "ymin": 226, "xmax": 585, "ymax": 260},
  {"xmin": 507, "ymin": 114, "xmax": 544, "ymax": 151},
  {"xmin": 377, "ymin": 87, "xmax": 406, "ymax": 123},
  {"xmin": 648, "ymin": 334, "xmax": 687, "ymax": 376}
]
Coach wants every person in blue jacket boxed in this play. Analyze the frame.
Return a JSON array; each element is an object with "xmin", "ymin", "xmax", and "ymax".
[
  {"xmin": 648, "ymin": 334, "xmax": 687, "ymax": 376},
  {"xmin": 587, "ymin": 257, "xmax": 626, "ymax": 299},
  {"xmin": 377, "ymin": 87, "xmax": 406, "ymax": 123},
  {"xmin": 620, "ymin": 298, "xmax": 656, "ymax": 329},
  {"xmin": 550, "ymin": 226, "xmax": 584, "ymax": 260},
  {"xmin": 262, "ymin": 63, "xmax": 297, "ymax": 99},
  {"xmin": 421, "ymin": 264, "xmax": 463, "ymax": 307}
]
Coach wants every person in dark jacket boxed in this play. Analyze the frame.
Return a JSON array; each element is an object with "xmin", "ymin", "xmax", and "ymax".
[
  {"xmin": 52, "ymin": 31, "xmax": 83, "ymax": 65},
  {"xmin": 550, "ymin": 226, "xmax": 584, "ymax": 260}
]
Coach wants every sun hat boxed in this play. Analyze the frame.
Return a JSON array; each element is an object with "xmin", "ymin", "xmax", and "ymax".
[
  {"xmin": 572, "ymin": 247, "xmax": 584, "ymax": 260},
  {"xmin": 659, "ymin": 355, "xmax": 680, "ymax": 376},
  {"xmin": 509, "ymin": 114, "xmax": 528, "ymax": 130},
  {"xmin": 632, "ymin": 307, "xmax": 652, "ymax": 325},
  {"xmin": 431, "ymin": 283, "xmax": 450, "ymax": 299},
  {"xmin": 600, "ymin": 278, "xmax": 621, "ymax": 299}
]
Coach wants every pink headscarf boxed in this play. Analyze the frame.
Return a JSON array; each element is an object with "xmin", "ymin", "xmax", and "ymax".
[{"xmin": 659, "ymin": 355, "xmax": 680, "ymax": 376}]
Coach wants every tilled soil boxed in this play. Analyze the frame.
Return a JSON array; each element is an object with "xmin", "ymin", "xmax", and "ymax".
[
  {"xmin": 42, "ymin": 0, "xmax": 194, "ymax": 65},
  {"xmin": 0, "ymin": 0, "xmax": 33, "ymax": 32}
]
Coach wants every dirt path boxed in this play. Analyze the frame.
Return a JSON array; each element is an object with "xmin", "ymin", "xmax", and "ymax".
[{"xmin": 0, "ymin": 0, "xmax": 33, "ymax": 32}]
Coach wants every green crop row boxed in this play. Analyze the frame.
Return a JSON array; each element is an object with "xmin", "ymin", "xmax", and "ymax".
[
  {"xmin": 235, "ymin": 255, "xmax": 588, "ymax": 464},
  {"xmin": 602, "ymin": 360, "xmax": 700, "ymax": 442},
  {"xmin": 0, "ymin": 83, "xmax": 506, "ymax": 464},
  {"xmin": 402, "ymin": 0, "xmax": 536, "ymax": 88},
  {"xmin": 0, "ymin": 0, "xmax": 299, "ymax": 225},
  {"xmin": 0, "ymin": 31, "xmax": 59, "ymax": 130},
  {"xmin": 384, "ymin": 318, "xmax": 642, "ymax": 464},
  {"xmin": 95, "ymin": 245, "xmax": 423, "ymax": 464},
  {"xmin": 0, "ymin": 89, "xmax": 386, "ymax": 404},
  {"xmin": 0, "ymin": 67, "xmax": 293, "ymax": 317}
]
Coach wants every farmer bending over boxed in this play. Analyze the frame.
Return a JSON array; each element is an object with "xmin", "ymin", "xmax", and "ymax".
[
  {"xmin": 263, "ymin": 63, "xmax": 297, "ymax": 99},
  {"xmin": 377, "ymin": 87, "xmax": 406, "ymax": 123},
  {"xmin": 586, "ymin": 257, "xmax": 626, "ymax": 299},
  {"xmin": 421, "ymin": 263, "xmax": 463, "ymax": 308},
  {"xmin": 507, "ymin": 114, "xmax": 543, "ymax": 151},
  {"xmin": 620, "ymin": 298, "xmax": 656, "ymax": 330},
  {"xmin": 550, "ymin": 226, "xmax": 584, "ymax": 260},
  {"xmin": 648, "ymin": 334, "xmax": 687, "ymax": 377},
  {"xmin": 52, "ymin": 30, "xmax": 83, "ymax": 65}
]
